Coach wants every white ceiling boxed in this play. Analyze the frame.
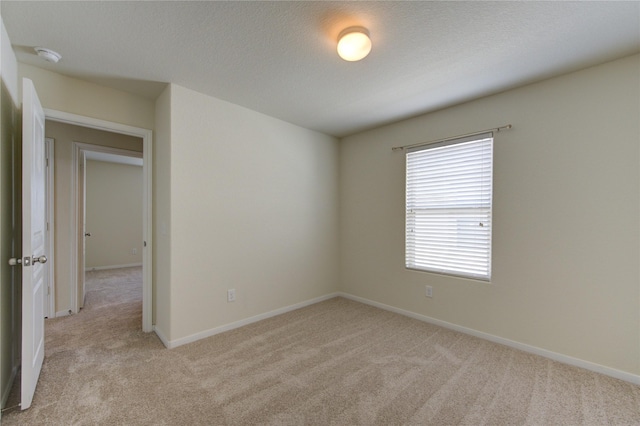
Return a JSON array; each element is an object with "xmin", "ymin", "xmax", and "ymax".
[{"xmin": 2, "ymin": 1, "xmax": 639, "ymax": 137}]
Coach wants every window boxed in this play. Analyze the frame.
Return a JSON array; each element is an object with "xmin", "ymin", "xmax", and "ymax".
[{"xmin": 405, "ymin": 133, "xmax": 493, "ymax": 281}]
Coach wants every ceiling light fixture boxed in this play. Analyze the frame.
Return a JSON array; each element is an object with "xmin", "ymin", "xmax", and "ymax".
[
  {"xmin": 34, "ymin": 47, "xmax": 62, "ymax": 63},
  {"xmin": 337, "ymin": 26, "xmax": 371, "ymax": 62}
]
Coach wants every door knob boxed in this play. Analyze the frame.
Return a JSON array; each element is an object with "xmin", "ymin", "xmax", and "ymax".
[
  {"xmin": 8, "ymin": 257, "xmax": 22, "ymax": 266},
  {"xmin": 85, "ymin": 232, "xmax": 91, "ymax": 237},
  {"xmin": 32, "ymin": 255, "xmax": 47, "ymax": 264}
]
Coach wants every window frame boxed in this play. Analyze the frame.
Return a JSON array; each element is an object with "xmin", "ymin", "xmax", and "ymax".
[{"xmin": 405, "ymin": 133, "xmax": 494, "ymax": 281}]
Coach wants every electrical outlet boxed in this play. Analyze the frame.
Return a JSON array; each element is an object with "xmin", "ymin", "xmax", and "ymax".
[
  {"xmin": 425, "ymin": 285, "xmax": 433, "ymax": 298},
  {"xmin": 227, "ymin": 289, "xmax": 236, "ymax": 302},
  {"xmin": 132, "ymin": 248, "xmax": 137, "ymax": 255}
]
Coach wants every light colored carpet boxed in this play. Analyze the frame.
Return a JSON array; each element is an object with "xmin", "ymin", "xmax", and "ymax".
[{"xmin": 3, "ymin": 266, "xmax": 640, "ymax": 425}]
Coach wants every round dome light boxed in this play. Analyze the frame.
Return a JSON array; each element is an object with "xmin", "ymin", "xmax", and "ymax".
[{"xmin": 337, "ymin": 27, "xmax": 371, "ymax": 62}]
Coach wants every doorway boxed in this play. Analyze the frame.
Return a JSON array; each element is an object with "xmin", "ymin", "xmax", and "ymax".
[
  {"xmin": 45, "ymin": 110, "xmax": 152, "ymax": 332},
  {"xmin": 74, "ymin": 143, "xmax": 143, "ymax": 312}
]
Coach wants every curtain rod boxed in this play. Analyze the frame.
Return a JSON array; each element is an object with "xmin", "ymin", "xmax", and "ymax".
[{"xmin": 391, "ymin": 124, "xmax": 512, "ymax": 152}]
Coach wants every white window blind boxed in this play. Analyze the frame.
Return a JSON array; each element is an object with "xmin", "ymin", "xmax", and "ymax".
[{"xmin": 405, "ymin": 133, "xmax": 493, "ymax": 280}]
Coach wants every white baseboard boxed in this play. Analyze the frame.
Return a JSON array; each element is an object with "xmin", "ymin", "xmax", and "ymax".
[
  {"xmin": 151, "ymin": 291, "xmax": 640, "ymax": 385},
  {"xmin": 339, "ymin": 292, "xmax": 640, "ymax": 386},
  {"xmin": 163, "ymin": 293, "xmax": 341, "ymax": 349},
  {"xmin": 1, "ymin": 366, "xmax": 18, "ymax": 409},
  {"xmin": 153, "ymin": 325, "xmax": 170, "ymax": 348},
  {"xmin": 55, "ymin": 310, "xmax": 72, "ymax": 318},
  {"xmin": 85, "ymin": 263, "xmax": 142, "ymax": 272}
]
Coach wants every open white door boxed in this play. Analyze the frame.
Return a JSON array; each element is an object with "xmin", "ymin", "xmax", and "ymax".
[{"xmin": 21, "ymin": 78, "xmax": 47, "ymax": 410}]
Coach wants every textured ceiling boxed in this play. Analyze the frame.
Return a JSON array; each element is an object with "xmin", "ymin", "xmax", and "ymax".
[{"xmin": 2, "ymin": 1, "xmax": 639, "ymax": 137}]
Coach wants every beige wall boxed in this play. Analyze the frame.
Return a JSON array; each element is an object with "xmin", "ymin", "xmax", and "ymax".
[
  {"xmin": 157, "ymin": 84, "xmax": 340, "ymax": 342},
  {"xmin": 45, "ymin": 120, "xmax": 142, "ymax": 314},
  {"xmin": 85, "ymin": 160, "xmax": 143, "ymax": 269},
  {"xmin": 19, "ymin": 63, "xmax": 155, "ymax": 130},
  {"xmin": 0, "ymin": 16, "xmax": 20, "ymax": 409},
  {"xmin": 340, "ymin": 54, "xmax": 640, "ymax": 375},
  {"xmin": 153, "ymin": 84, "xmax": 171, "ymax": 331}
]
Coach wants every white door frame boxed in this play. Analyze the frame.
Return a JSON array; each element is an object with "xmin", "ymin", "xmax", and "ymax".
[
  {"xmin": 44, "ymin": 109, "xmax": 153, "ymax": 333},
  {"xmin": 44, "ymin": 137, "xmax": 55, "ymax": 318},
  {"xmin": 72, "ymin": 142, "xmax": 143, "ymax": 311},
  {"xmin": 74, "ymin": 146, "xmax": 86, "ymax": 311}
]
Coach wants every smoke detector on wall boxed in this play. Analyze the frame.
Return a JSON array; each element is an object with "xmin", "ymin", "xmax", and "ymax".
[{"xmin": 34, "ymin": 47, "xmax": 62, "ymax": 63}]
